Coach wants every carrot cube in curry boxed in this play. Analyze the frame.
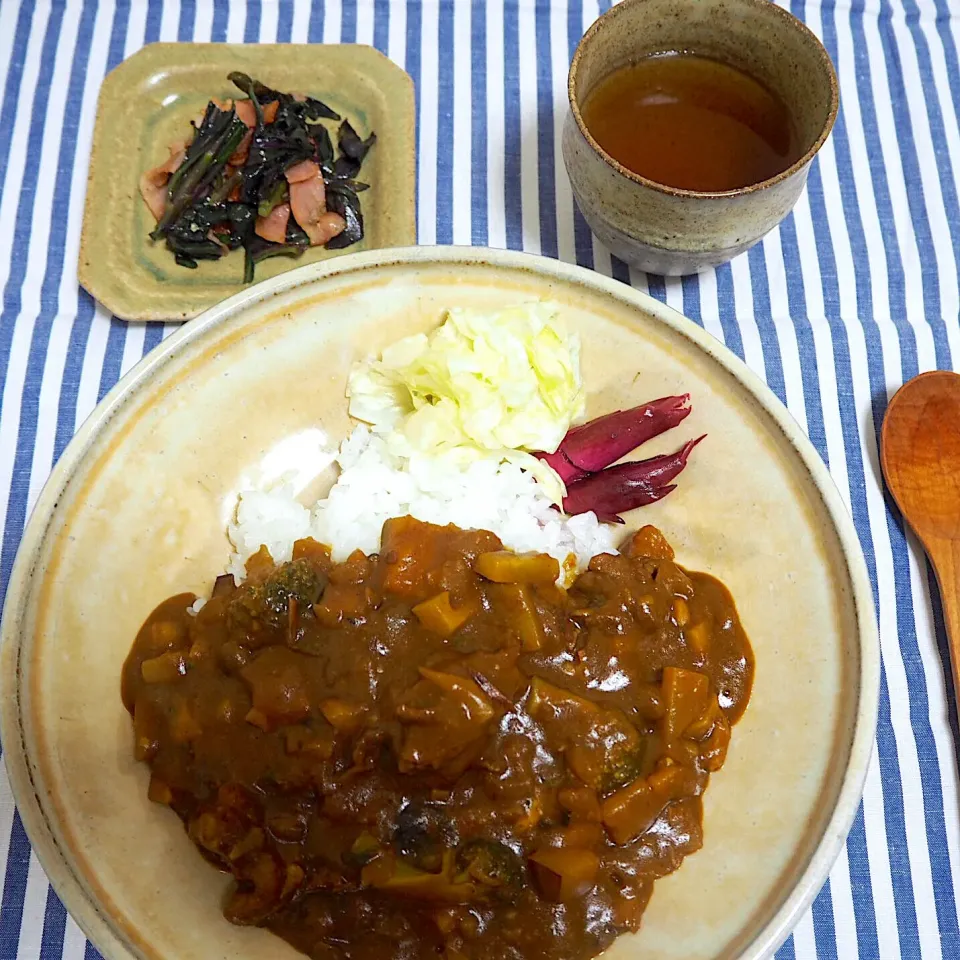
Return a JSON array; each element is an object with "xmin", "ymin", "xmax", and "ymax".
[
  {"xmin": 601, "ymin": 772, "xmax": 668, "ymax": 845},
  {"xmin": 379, "ymin": 516, "xmax": 449, "ymax": 599},
  {"xmin": 240, "ymin": 647, "xmax": 313, "ymax": 729},
  {"xmin": 412, "ymin": 591, "xmax": 477, "ymax": 637},
  {"xmin": 314, "ymin": 582, "xmax": 369, "ymax": 625},
  {"xmin": 291, "ymin": 537, "xmax": 332, "ymax": 565},
  {"xmin": 620, "ymin": 524, "xmax": 675, "ymax": 560},
  {"xmin": 601, "ymin": 760, "xmax": 701, "ymax": 844},
  {"xmin": 474, "ymin": 550, "xmax": 559, "ymax": 585},
  {"xmin": 601, "ymin": 780, "xmax": 657, "ymax": 845},
  {"xmin": 244, "ymin": 544, "xmax": 275, "ymax": 580}
]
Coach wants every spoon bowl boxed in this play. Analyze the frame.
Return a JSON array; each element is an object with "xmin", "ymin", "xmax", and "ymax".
[{"xmin": 881, "ymin": 369, "xmax": 960, "ymax": 697}]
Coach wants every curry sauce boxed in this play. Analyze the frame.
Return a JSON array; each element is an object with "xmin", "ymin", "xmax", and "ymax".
[{"xmin": 123, "ymin": 518, "xmax": 753, "ymax": 960}]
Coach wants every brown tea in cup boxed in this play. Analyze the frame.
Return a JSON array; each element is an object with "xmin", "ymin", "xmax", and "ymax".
[{"xmin": 580, "ymin": 53, "xmax": 801, "ymax": 192}]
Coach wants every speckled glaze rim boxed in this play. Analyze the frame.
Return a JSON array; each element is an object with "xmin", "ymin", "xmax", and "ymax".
[
  {"xmin": 0, "ymin": 247, "xmax": 878, "ymax": 960},
  {"xmin": 568, "ymin": 0, "xmax": 840, "ymax": 200}
]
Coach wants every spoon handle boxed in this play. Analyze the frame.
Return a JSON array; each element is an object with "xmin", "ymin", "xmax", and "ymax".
[{"xmin": 925, "ymin": 536, "xmax": 960, "ymax": 698}]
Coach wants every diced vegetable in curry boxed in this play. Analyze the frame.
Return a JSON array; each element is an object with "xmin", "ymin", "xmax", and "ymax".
[{"xmin": 122, "ymin": 518, "xmax": 753, "ymax": 960}]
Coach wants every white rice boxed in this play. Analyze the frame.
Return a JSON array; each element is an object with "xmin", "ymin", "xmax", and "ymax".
[{"xmin": 226, "ymin": 425, "xmax": 616, "ymax": 587}]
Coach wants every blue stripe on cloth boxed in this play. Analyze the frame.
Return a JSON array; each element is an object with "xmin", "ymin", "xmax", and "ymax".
[
  {"xmin": 812, "ymin": 879, "xmax": 839, "ymax": 960},
  {"xmin": 373, "ymin": 0, "xmax": 389, "ymax": 54},
  {"xmin": 177, "ymin": 0, "xmax": 196, "ymax": 41},
  {"xmin": 211, "ymin": 0, "xmax": 229, "ymax": 41},
  {"xmin": 144, "ymin": 0, "xmax": 162, "ymax": 43},
  {"xmin": 714, "ymin": 264, "xmax": 745, "ymax": 359},
  {"xmin": 470, "ymin": 0, "xmax": 488, "ymax": 244},
  {"xmin": 566, "ymin": 0, "xmax": 593, "ymax": 269},
  {"xmin": 435, "ymin": 0, "xmax": 454, "ymax": 244},
  {"xmin": 802, "ymin": 159, "xmax": 843, "ymax": 318},
  {"xmin": 680, "ymin": 273, "xmax": 703, "ymax": 328},
  {"xmin": 534, "ymin": 0, "xmax": 557, "ymax": 260},
  {"xmin": 53, "ymin": 293, "xmax": 96, "ymax": 464},
  {"xmin": 39, "ymin": 884, "xmax": 68, "ymax": 960},
  {"xmin": 277, "ymin": 0, "xmax": 293, "ymax": 42},
  {"xmin": 775, "ymin": 219, "xmax": 831, "ymax": 464},
  {"xmin": 746, "ymin": 247, "xmax": 788, "ymax": 406},
  {"xmin": 243, "ymin": 0, "xmax": 261, "ymax": 41},
  {"xmin": 308, "ymin": 0, "xmax": 325, "ymax": 43},
  {"xmin": 775, "ymin": 934, "xmax": 797, "ymax": 960},
  {"xmin": 97, "ymin": 319, "xmax": 127, "ymax": 403},
  {"xmin": 610, "ymin": 255, "xmax": 629, "ymax": 285},
  {"xmin": 107, "ymin": 0, "xmax": 130, "ymax": 68},
  {"xmin": 143, "ymin": 321, "xmax": 166, "ymax": 357},
  {"xmin": 84, "ymin": 939, "xmax": 104, "ymax": 960},
  {"xmin": 848, "ymin": 803, "xmax": 882, "ymax": 960},
  {"xmin": 341, "ymin": 0, "xmax": 357, "ymax": 44},
  {"xmin": 405, "ymin": 0, "xmax": 421, "ymax": 233},
  {"xmin": 646, "ymin": 273, "xmax": 666, "ymax": 305},
  {"xmin": 502, "ymin": 0, "xmax": 521, "ymax": 250}
]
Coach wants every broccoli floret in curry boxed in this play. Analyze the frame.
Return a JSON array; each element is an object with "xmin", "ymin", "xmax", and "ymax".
[{"xmin": 228, "ymin": 557, "xmax": 326, "ymax": 631}]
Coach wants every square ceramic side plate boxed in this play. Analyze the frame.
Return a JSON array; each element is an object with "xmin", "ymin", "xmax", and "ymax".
[{"xmin": 79, "ymin": 43, "xmax": 416, "ymax": 321}]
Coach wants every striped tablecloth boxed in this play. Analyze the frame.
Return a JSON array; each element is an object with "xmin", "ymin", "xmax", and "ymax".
[{"xmin": 1, "ymin": 0, "xmax": 959, "ymax": 958}]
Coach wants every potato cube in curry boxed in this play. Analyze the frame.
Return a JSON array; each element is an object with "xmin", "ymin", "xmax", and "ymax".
[
  {"xmin": 412, "ymin": 591, "xmax": 478, "ymax": 637},
  {"xmin": 474, "ymin": 550, "xmax": 559, "ymax": 584}
]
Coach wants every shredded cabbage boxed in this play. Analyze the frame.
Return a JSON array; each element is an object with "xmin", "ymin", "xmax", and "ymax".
[{"xmin": 346, "ymin": 302, "xmax": 584, "ymax": 503}]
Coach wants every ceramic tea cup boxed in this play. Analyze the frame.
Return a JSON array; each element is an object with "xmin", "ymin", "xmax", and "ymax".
[{"xmin": 563, "ymin": 0, "xmax": 838, "ymax": 276}]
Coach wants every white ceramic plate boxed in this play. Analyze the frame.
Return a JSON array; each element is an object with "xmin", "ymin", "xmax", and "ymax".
[{"xmin": 0, "ymin": 247, "xmax": 878, "ymax": 960}]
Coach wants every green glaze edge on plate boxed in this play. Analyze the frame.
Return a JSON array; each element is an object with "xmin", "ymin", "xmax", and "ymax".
[{"xmin": 78, "ymin": 42, "xmax": 416, "ymax": 321}]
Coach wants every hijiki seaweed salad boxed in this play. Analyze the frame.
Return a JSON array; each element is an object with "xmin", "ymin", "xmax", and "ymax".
[{"xmin": 139, "ymin": 72, "xmax": 375, "ymax": 282}]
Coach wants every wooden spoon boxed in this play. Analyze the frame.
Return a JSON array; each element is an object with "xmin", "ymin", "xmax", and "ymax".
[{"xmin": 881, "ymin": 370, "xmax": 960, "ymax": 699}]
